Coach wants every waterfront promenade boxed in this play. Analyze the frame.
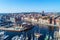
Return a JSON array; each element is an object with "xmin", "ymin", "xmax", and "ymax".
[{"xmin": 23, "ymin": 19, "xmax": 60, "ymax": 27}]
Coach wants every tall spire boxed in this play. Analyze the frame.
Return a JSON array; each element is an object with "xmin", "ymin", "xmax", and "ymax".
[{"xmin": 42, "ymin": 11, "xmax": 45, "ymax": 16}]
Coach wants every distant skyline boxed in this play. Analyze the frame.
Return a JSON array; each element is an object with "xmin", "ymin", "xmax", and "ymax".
[{"xmin": 0, "ymin": 0, "xmax": 60, "ymax": 13}]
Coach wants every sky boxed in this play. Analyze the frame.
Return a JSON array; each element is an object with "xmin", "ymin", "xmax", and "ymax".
[{"xmin": 0, "ymin": 0, "xmax": 60, "ymax": 13}]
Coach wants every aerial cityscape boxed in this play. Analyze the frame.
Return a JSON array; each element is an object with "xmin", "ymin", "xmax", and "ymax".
[
  {"xmin": 0, "ymin": 0, "xmax": 60, "ymax": 40},
  {"xmin": 0, "ymin": 11, "xmax": 60, "ymax": 40}
]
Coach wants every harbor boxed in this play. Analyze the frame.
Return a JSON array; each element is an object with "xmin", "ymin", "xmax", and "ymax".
[
  {"xmin": 0, "ymin": 0, "xmax": 60, "ymax": 40},
  {"xmin": 0, "ymin": 13, "xmax": 60, "ymax": 40}
]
